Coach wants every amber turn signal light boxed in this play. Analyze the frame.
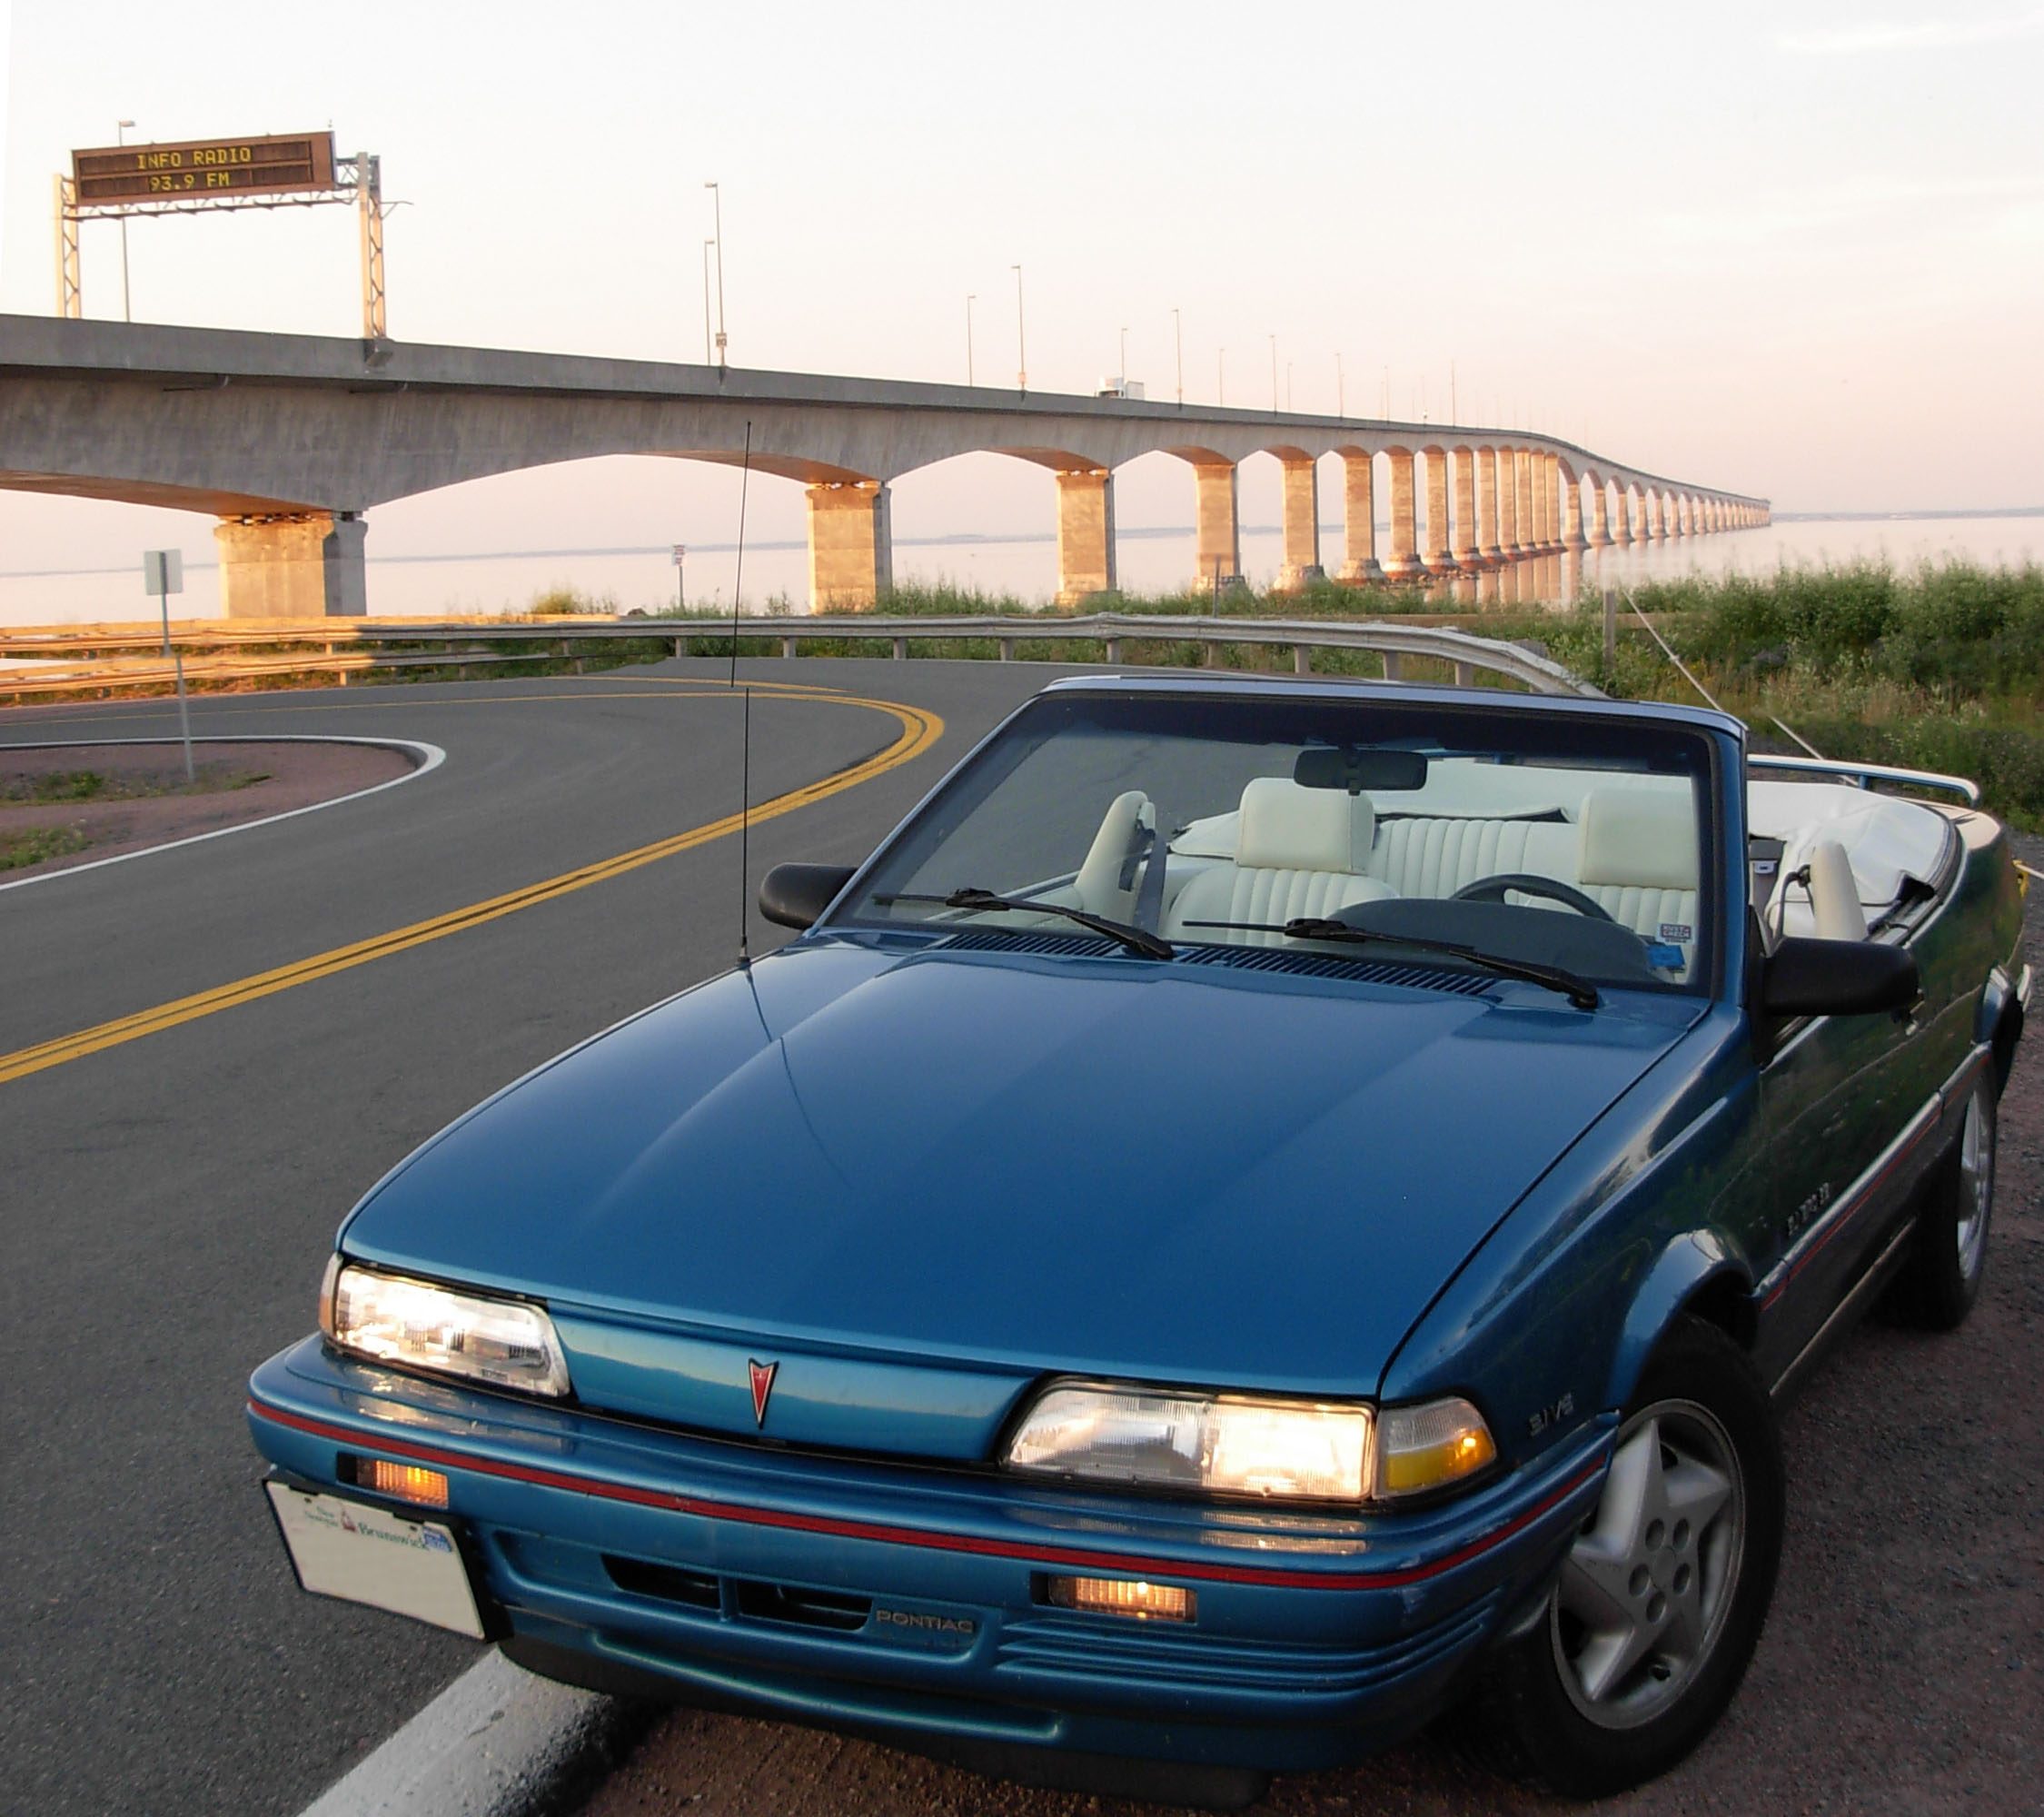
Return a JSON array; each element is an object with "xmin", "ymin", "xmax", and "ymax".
[
  {"xmin": 354, "ymin": 1457, "xmax": 451, "ymax": 1509},
  {"xmin": 1047, "ymin": 1575, "xmax": 1194, "ymax": 1622}
]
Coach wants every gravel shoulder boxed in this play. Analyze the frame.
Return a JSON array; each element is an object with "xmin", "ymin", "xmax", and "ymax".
[
  {"xmin": 577, "ymin": 836, "xmax": 2043, "ymax": 1817},
  {"xmin": 0, "ymin": 740, "xmax": 414, "ymax": 876}
]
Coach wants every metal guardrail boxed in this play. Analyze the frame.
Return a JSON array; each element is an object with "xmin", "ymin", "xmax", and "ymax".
[{"xmin": 0, "ymin": 612, "xmax": 1600, "ymax": 700}]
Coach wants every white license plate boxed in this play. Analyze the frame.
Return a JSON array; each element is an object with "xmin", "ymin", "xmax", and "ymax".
[{"xmin": 266, "ymin": 1482, "xmax": 486, "ymax": 1639}]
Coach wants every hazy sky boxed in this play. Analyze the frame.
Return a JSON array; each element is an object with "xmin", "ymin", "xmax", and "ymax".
[{"xmin": 3, "ymin": 0, "xmax": 2041, "ymax": 577}]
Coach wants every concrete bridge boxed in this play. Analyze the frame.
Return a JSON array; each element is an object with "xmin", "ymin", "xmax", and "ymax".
[{"xmin": 0, "ymin": 317, "xmax": 1769, "ymax": 617}]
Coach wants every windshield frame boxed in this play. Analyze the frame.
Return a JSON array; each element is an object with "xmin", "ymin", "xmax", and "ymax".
[{"xmin": 821, "ymin": 681, "xmax": 1732, "ymax": 1001}]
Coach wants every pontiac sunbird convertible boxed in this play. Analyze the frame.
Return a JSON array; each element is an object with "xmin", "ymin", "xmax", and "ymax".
[{"xmin": 250, "ymin": 676, "xmax": 2029, "ymax": 1804}]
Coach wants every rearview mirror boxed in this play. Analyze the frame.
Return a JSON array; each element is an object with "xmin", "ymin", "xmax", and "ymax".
[
  {"xmin": 759, "ymin": 863, "xmax": 857, "ymax": 931},
  {"xmin": 1761, "ymin": 937, "xmax": 1919, "ymax": 1018},
  {"xmin": 1294, "ymin": 747, "xmax": 1429, "ymax": 794}
]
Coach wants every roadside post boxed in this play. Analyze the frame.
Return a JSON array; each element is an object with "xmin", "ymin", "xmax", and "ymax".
[
  {"xmin": 1602, "ymin": 587, "xmax": 1618, "ymax": 674},
  {"xmin": 672, "ymin": 543, "xmax": 687, "ymax": 613},
  {"xmin": 144, "ymin": 549, "xmax": 195, "ymax": 782}
]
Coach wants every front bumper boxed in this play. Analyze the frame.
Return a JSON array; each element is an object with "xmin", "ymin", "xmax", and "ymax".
[{"xmin": 249, "ymin": 1338, "xmax": 1609, "ymax": 1772}]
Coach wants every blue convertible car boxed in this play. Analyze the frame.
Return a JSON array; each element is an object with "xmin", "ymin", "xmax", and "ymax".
[{"xmin": 251, "ymin": 677, "xmax": 2029, "ymax": 1803}]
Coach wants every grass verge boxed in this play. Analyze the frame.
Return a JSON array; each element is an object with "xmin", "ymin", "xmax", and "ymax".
[{"xmin": 0, "ymin": 826, "xmax": 91, "ymax": 871}]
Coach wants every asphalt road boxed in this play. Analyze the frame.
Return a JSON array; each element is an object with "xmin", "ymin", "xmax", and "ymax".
[{"xmin": 0, "ymin": 658, "xmax": 1062, "ymax": 1817}]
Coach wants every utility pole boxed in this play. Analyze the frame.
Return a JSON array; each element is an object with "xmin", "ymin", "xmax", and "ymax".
[
  {"xmin": 965, "ymin": 293, "xmax": 976, "ymax": 385},
  {"xmin": 704, "ymin": 182, "xmax": 727, "ymax": 369},
  {"xmin": 1012, "ymin": 263, "xmax": 1027, "ymax": 391},
  {"xmin": 1172, "ymin": 306, "xmax": 1183, "ymax": 406},
  {"xmin": 116, "ymin": 119, "xmax": 134, "ymax": 323}
]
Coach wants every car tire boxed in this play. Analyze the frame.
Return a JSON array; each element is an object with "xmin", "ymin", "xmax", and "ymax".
[
  {"xmin": 1471, "ymin": 1317, "xmax": 1784, "ymax": 1798},
  {"xmin": 1892, "ymin": 1072, "xmax": 1996, "ymax": 1331}
]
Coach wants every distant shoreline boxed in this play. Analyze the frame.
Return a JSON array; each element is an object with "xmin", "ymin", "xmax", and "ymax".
[{"xmin": 5, "ymin": 508, "xmax": 2039, "ymax": 581}]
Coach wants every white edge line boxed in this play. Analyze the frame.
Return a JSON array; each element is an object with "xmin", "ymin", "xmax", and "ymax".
[
  {"xmin": 296, "ymin": 1651, "xmax": 619, "ymax": 1817},
  {"xmin": 0, "ymin": 735, "xmax": 446, "ymax": 895}
]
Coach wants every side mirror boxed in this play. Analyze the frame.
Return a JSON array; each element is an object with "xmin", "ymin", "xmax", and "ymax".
[
  {"xmin": 759, "ymin": 862, "xmax": 857, "ymax": 931},
  {"xmin": 1761, "ymin": 937, "xmax": 1920, "ymax": 1018}
]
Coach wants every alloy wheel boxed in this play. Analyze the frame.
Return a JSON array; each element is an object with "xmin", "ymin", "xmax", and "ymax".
[{"xmin": 1550, "ymin": 1399, "xmax": 1746, "ymax": 1729}]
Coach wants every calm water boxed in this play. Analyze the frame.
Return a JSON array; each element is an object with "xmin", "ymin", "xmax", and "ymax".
[{"xmin": 3, "ymin": 515, "xmax": 2038, "ymax": 627}]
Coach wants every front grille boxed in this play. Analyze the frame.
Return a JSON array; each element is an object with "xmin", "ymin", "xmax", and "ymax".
[{"xmin": 604, "ymin": 1555, "xmax": 719, "ymax": 1611}]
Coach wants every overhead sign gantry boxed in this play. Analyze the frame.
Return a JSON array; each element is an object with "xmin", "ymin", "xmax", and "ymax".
[{"xmin": 56, "ymin": 130, "xmax": 389, "ymax": 337}]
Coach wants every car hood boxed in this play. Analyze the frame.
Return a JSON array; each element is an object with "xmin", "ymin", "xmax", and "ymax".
[{"xmin": 344, "ymin": 936, "xmax": 1696, "ymax": 1418}]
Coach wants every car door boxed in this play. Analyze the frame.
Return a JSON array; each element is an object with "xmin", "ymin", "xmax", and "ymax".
[{"xmin": 1752, "ymin": 988, "xmax": 1924, "ymax": 1386}]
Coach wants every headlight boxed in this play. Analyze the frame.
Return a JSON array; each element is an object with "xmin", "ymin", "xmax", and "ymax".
[
  {"xmin": 320, "ymin": 1259, "xmax": 571, "ymax": 1398},
  {"xmin": 1374, "ymin": 1396, "xmax": 1496, "ymax": 1499},
  {"xmin": 1005, "ymin": 1385, "xmax": 1371, "ymax": 1502}
]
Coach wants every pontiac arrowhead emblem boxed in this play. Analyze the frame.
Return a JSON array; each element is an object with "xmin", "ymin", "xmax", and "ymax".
[{"xmin": 748, "ymin": 1358, "xmax": 779, "ymax": 1428}]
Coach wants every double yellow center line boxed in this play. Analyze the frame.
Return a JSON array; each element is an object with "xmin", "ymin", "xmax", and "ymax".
[{"xmin": 0, "ymin": 688, "xmax": 941, "ymax": 1087}]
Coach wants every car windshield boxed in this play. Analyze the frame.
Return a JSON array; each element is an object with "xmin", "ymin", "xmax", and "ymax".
[{"xmin": 838, "ymin": 689, "xmax": 1718, "ymax": 996}]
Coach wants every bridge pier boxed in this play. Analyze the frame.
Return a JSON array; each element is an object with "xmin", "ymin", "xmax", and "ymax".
[
  {"xmin": 1423, "ymin": 451, "xmax": 1456, "ymax": 574},
  {"xmin": 214, "ymin": 511, "xmax": 366, "ymax": 618},
  {"xmin": 1563, "ymin": 475, "xmax": 1587, "ymax": 550},
  {"xmin": 1276, "ymin": 456, "xmax": 1325, "ymax": 590},
  {"xmin": 1589, "ymin": 485, "xmax": 1612, "ymax": 546},
  {"xmin": 1513, "ymin": 452, "xmax": 1535, "ymax": 558},
  {"xmin": 1055, "ymin": 467, "xmax": 1116, "ymax": 605},
  {"xmin": 1451, "ymin": 449, "xmax": 1482, "ymax": 569},
  {"xmin": 1475, "ymin": 447, "xmax": 1503, "ymax": 566},
  {"xmin": 1541, "ymin": 454, "xmax": 1562, "ymax": 551},
  {"xmin": 1191, "ymin": 462, "xmax": 1242, "ymax": 591},
  {"xmin": 1614, "ymin": 489, "xmax": 1635, "ymax": 546},
  {"xmin": 1382, "ymin": 452, "xmax": 1424, "ymax": 579},
  {"xmin": 1494, "ymin": 451, "xmax": 1519, "ymax": 560},
  {"xmin": 807, "ymin": 479, "xmax": 892, "ymax": 610},
  {"xmin": 1336, "ymin": 453, "xmax": 1384, "ymax": 582}
]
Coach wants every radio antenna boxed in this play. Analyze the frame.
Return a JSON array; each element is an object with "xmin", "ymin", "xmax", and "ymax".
[{"xmin": 733, "ymin": 421, "xmax": 754, "ymax": 968}]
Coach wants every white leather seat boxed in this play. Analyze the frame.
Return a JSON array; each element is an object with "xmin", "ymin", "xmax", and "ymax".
[
  {"xmin": 1366, "ymin": 817, "xmax": 1578, "ymax": 900},
  {"xmin": 1576, "ymin": 789, "xmax": 1702, "ymax": 951},
  {"xmin": 1166, "ymin": 778, "xmax": 1395, "ymax": 947},
  {"xmin": 1791, "ymin": 838, "xmax": 1872, "ymax": 944},
  {"xmin": 1073, "ymin": 790, "xmax": 1153, "ymax": 919}
]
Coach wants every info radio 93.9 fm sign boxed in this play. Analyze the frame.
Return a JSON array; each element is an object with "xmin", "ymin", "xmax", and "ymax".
[{"xmin": 71, "ymin": 131, "xmax": 337, "ymax": 204}]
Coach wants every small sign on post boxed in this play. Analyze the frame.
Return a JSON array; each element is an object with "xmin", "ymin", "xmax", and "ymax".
[
  {"xmin": 143, "ymin": 550, "xmax": 195, "ymax": 783},
  {"xmin": 671, "ymin": 543, "xmax": 687, "ymax": 613}
]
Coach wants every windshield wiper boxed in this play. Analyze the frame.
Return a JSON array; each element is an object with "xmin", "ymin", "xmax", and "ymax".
[
  {"xmin": 1178, "ymin": 917, "xmax": 1599, "ymax": 1008},
  {"xmin": 878, "ymin": 888, "xmax": 1175, "ymax": 960}
]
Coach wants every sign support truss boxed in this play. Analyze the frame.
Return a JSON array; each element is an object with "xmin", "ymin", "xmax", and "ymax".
[{"xmin": 55, "ymin": 151, "xmax": 388, "ymax": 339}]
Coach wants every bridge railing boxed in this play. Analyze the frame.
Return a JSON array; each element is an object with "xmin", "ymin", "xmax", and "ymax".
[{"xmin": 0, "ymin": 612, "xmax": 1600, "ymax": 700}]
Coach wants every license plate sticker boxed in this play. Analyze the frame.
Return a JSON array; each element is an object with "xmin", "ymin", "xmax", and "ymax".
[{"xmin": 265, "ymin": 1482, "xmax": 486, "ymax": 1639}]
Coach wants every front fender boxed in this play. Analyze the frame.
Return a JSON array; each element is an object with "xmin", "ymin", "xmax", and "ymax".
[
  {"xmin": 1601, "ymin": 1230, "xmax": 1753, "ymax": 1412},
  {"xmin": 1378, "ymin": 1009, "xmax": 1761, "ymax": 1474}
]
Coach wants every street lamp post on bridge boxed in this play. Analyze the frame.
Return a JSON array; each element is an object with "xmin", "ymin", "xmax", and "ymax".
[
  {"xmin": 704, "ymin": 183, "xmax": 727, "ymax": 371},
  {"xmin": 1012, "ymin": 263, "xmax": 1027, "ymax": 392}
]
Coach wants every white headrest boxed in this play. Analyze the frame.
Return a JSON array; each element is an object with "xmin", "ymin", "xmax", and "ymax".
[
  {"xmin": 1235, "ymin": 777, "xmax": 1374, "ymax": 873},
  {"xmin": 1578, "ymin": 789, "xmax": 1700, "ymax": 890}
]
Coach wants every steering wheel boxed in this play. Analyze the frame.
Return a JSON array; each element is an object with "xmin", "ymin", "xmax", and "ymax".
[{"xmin": 1451, "ymin": 873, "xmax": 1616, "ymax": 920}]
